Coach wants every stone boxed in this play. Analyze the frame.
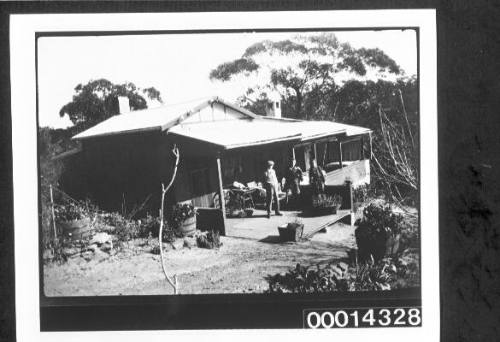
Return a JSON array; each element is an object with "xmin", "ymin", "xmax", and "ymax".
[
  {"xmin": 43, "ymin": 249, "xmax": 54, "ymax": 261},
  {"xmin": 87, "ymin": 244, "xmax": 98, "ymax": 253},
  {"xmin": 62, "ymin": 247, "xmax": 79, "ymax": 257},
  {"xmin": 170, "ymin": 239, "xmax": 184, "ymax": 250},
  {"xmin": 100, "ymin": 240, "xmax": 113, "ymax": 252},
  {"xmin": 183, "ymin": 237, "xmax": 195, "ymax": 249},
  {"xmin": 91, "ymin": 232, "xmax": 112, "ymax": 245},
  {"xmin": 81, "ymin": 250, "xmax": 94, "ymax": 261}
]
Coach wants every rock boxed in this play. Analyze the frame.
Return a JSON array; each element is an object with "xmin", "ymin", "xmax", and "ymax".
[
  {"xmin": 43, "ymin": 249, "xmax": 54, "ymax": 261},
  {"xmin": 100, "ymin": 240, "xmax": 113, "ymax": 252},
  {"xmin": 183, "ymin": 237, "xmax": 195, "ymax": 249},
  {"xmin": 81, "ymin": 250, "xmax": 94, "ymax": 261},
  {"xmin": 62, "ymin": 247, "xmax": 80, "ymax": 257},
  {"xmin": 86, "ymin": 244, "xmax": 98, "ymax": 253},
  {"xmin": 170, "ymin": 239, "xmax": 184, "ymax": 250},
  {"xmin": 91, "ymin": 232, "xmax": 112, "ymax": 245}
]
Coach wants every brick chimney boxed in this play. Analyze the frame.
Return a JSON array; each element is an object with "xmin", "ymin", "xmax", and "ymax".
[
  {"xmin": 117, "ymin": 96, "xmax": 130, "ymax": 114},
  {"xmin": 264, "ymin": 91, "xmax": 282, "ymax": 118}
]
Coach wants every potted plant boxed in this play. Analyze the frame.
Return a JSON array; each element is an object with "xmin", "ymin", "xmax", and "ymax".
[
  {"xmin": 278, "ymin": 218, "xmax": 304, "ymax": 242},
  {"xmin": 354, "ymin": 203, "xmax": 402, "ymax": 261},
  {"xmin": 171, "ymin": 203, "xmax": 197, "ymax": 237},
  {"xmin": 311, "ymin": 194, "xmax": 343, "ymax": 215},
  {"xmin": 54, "ymin": 201, "xmax": 93, "ymax": 241}
]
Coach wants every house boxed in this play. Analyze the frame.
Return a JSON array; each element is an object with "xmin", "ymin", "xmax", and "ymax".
[{"xmin": 67, "ymin": 96, "xmax": 372, "ymax": 235}]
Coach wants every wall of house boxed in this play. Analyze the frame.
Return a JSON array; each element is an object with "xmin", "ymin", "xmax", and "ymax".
[{"xmin": 73, "ymin": 132, "xmax": 167, "ymax": 213}]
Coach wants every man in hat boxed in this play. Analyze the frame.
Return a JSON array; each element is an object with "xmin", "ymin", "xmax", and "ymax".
[
  {"xmin": 284, "ymin": 159, "xmax": 303, "ymax": 206},
  {"xmin": 263, "ymin": 160, "xmax": 282, "ymax": 218}
]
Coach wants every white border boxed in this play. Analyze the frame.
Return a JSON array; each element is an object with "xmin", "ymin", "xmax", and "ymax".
[{"xmin": 10, "ymin": 10, "xmax": 438, "ymax": 342}]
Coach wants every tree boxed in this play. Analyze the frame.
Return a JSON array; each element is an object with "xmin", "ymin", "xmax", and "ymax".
[
  {"xmin": 209, "ymin": 33, "xmax": 402, "ymax": 119},
  {"xmin": 59, "ymin": 79, "xmax": 163, "ymax": 132}
]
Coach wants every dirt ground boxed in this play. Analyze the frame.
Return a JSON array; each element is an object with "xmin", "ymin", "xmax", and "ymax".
[{"xmin": 44, "ymin": 223, "xmax": 355, "ymax": 296}]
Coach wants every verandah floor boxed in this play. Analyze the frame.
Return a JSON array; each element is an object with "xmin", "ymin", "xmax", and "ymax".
[{"xmin": 225, "ymin": 208, "xmax": 352, "ymax": 242}]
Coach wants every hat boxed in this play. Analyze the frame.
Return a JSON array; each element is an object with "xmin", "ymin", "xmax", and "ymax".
[{"xmin": 267, "ymin": 160, "xmax": 274, "ymax": 166}]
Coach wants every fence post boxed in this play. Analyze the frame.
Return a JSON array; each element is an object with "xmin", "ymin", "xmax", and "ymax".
[{"xmin": 49, "ymin": 184, "xmax": 57, "ymax": 242}]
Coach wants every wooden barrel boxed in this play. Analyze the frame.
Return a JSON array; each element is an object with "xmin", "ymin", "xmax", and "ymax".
[
  {"xmin": 178, "ymin": 216, "xmax": 197, "ymax": 237},
  {"xmin": 59, "ymin": 218, "xmax": 92, "ymax": 241}
]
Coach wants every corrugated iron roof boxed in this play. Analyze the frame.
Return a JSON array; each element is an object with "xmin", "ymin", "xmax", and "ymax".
[
  {"xmin": 168, "ymin": 118, "xmax": 370, "ymax": 150},
  {"xmin": 72, "ymin": 97, "xmax": 247, "ymax": 140},
  {"xmin": 72, "ymin": 96, "xmax": 371, "ymax": 146}
]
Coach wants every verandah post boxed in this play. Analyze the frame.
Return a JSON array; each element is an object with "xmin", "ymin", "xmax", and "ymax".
[{"xmin": 216, "ymin": 153, "xmax": 227, "ymax": 236}]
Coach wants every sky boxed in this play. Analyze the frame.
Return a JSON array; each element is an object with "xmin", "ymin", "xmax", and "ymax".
[{"xmin": 37, "ymin": 30, "xmax": 417, "ymax": 128}]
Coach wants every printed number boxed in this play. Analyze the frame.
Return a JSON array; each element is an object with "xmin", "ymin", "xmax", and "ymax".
[
  {"xmin": 362, "ymin": 309, "xmax": 376, "ymax": 326},
  {"xmin": 394, "ymin": 308, "xmax": 406, "ymax": 325},
  {"xmin": 378, "ymin": 309, "xmax": 391, "ymax": 326},
  {"xmin": 408, "ymin": 308, "xmax": 422, "ymax": 326},
  {"xmin": 349, "ymin": 311, "xmax": 359, "ymax": 327},
  {"xmin": 321, "ymin": 312, "xmax": 335, "ymax": 328},
  {"xmin": 335, "ymin": 311, "xmax": 348, "ymax": 328},
  {"xmin": 307, "ymin": 312, "xmax": 321, "ymax": 329}
]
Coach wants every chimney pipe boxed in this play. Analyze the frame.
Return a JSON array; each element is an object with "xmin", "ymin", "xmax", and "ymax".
[
  {"xmin": 264, "ymin": 91, "xmax": 282, "ymax": 118},
  {"xmin": 117, "ymin": 96, "xmax": 130, "ymax": 114}
]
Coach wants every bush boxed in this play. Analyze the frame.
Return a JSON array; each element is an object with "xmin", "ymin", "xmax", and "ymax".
[
  {"xmin": 266, "ymin": 263, "xmax": 350, "ymax": 293},
  {"xmin": 171, "ymin": 203, "xmax": 197, "ymax": 228},
  {"xmin": 196, "ymin": 230, "xmax": 222, "ymax": 249},
  {"xmin": 354, "ymin": 203, "xmax": 403, "ymax": 261},
  {"xmin": 266, "ymin": 255, "xmax": 420, "ymax": 293}
]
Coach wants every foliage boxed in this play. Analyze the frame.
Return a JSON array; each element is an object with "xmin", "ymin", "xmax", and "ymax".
[
  {"xmin": 196, "ymin": 230, "xmax": 222, "ymax": 249},
  {"xmin": 140, "ymin": 214, "xmax": 176, "ymax": 243},
  {"xmin": 352, "ymin": 184, "xmax": 370, "ymax": 211},
  {"xmin": 209, "ymin": 58, "xmax": 259, "ymax": 81},
  {"xmin": 287, "ymin": 218, "xmax": 303, "ymax": 228},
  {"xmin": 266, "ymin": 263, "xmax": 350, "ymax": 293},
  {"xmin": 171, "ymin": 203, "xmax": 197, "ymax": 228},
  {"xmin": 210, "ymin": 33, "xmax": 402, "ymax": 119},
  {"xmin": 53, "ymin": 201, "xmax": 85, "ymax": 222},
  {"xmin": 59, "ymin": 78, "xmax": 163, "ymax": 132},
  {"xmin": 39, "ymin": 127, "xmax": 65, "ymax": 250},
  {"xmin": 210, "ymin": 33, "xmax": 418, "ymax": 203},
  {"xmin": 266, "ymin": 253, "xmax": 419, "ymax": 293},
  {"xmin": 312, "ymin": 193, "xmax": 342, "ymax": 209},
  {"xmin": 355, "ymin": 203, "xmax": 404, "ymax": 261}
]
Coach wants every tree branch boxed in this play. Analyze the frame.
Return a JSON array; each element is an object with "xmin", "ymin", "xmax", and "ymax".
[{"xmin": 159, "ymin": 144, "xmax": 180, "ymax": 294}]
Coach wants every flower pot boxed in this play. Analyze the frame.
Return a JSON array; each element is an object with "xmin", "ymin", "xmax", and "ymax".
[
  {"xmin": 59, "ymin": 217, "xmax": 92, "ymax": 241},
  {"xmin": 278, "ymin": 223, "xmax": 304, "ymax": 242},
  {"xmin": 178, "ymin": 215, "xmax": 197, "ymax": 237}
]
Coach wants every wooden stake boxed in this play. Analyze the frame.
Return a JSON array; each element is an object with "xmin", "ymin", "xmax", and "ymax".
[
  {"xmin": 49, "ymin": 185, "xmax": 57, "ymax": 242},
  {"xmin": 216, "ymin": 155, "xmax": 227, "ymax": 236}
]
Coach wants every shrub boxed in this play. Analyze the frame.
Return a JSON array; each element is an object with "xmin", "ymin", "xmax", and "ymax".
[
  {"xmin": 312, "ymin": 193, "xmax": 342, "ymax": 208},
  {"xmin": 266, "ymin": 263, "xmax": 350, "ymax": 293},
  {"xmin": 266, "ymin": 256, "xmax": 420, "ymax": 293},
  {"xmin": 354, "ymin": 203, "xmax": 403, "ymax": 261},
  {"xmin": 171, "ymin": 203, "xmax": 197, "ymax": 228},
  {"xmin": 196, "ymin": 230, "xmax": 222, "ymax": 249}
]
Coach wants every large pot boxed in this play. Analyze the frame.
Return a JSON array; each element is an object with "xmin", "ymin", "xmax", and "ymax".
[
  {"xmin": 178, "ymin": 215, "xmax": 197, "ymax": 237},
  {"xmin": 278, "ymin": 223, "xmax": 304, "ymax": 242},
  {"xmin": 59, "ymin": 217, "xmax": 92, "ymax": 241}
]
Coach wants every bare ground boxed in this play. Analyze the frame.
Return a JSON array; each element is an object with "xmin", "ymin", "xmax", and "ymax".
[{"xmin": 44, "ymin": 223, "xmax": 355, "ymax": 296}]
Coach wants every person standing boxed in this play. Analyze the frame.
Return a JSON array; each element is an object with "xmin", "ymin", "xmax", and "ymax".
[
  {"xmin": 309, "ymin": 158, "xmax": 325, "ymax": 195},
  {"xmin": 263, "ymin": 160, "xmax": 282, "ymax": 218},
  {"xmin": 284, "ymin": 159, "xmax": 303, "ymax": 205}
]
